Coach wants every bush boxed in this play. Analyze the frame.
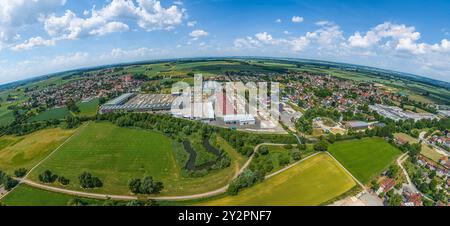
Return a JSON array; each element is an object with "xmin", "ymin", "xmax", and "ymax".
[
  {"xmin": 14, "ymin": 168, "xmax": 27, "ymax": 178},
  {"xmin": 226, "ymin": 169, "xmax": 264, "ymax": 195},
  {"xmin": 79, "ymin": 172, "xmax": 103, "ymax": 189},
  {"xmin": 128, "ymin": 176, "xmax": 164, "ymax": 195},
  {"xmin": 259, "ymin": 146, "xmax": 269, "ymax": 155},
  {"xmin": 0, "ymin": 171, "xmax": 19, "ymax": 191},
  {"xmin": 313, "ymin": 140, "xmax": 329, "ymax": 152},
  {"xmin": 58, "ymin": 177, "xmax": 70, "ymax": 186},
  {"xmin": 38, "ymin": 170, "xmax": 58, "ymax": 183},
  {"xmin": 291, "ymin": 150, "xmax": 301, "ymax": 161}
]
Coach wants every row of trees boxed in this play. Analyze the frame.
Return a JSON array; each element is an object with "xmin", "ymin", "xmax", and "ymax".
[
  {"xmin": 227, "ymin": 169, "xmax": 265, "ymax": 195},
  {"xmin": 38, "ymin": 170, "xmax": 71, "ymax": 186}
]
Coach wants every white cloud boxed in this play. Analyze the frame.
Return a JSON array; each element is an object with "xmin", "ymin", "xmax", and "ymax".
[
  {"xmin": 0, "ymin": 0, "xmax": 66, "ymax": 47},
  {"xmin": 255, "ymin": 32, "xmax": 274, "ymax": 44},
  {"xmin": 11, "ymin": 36, "xmax": 55, "ymax": 51},
  {"xmin": 43, "ymin": 0, "xmax": 185, "ymax": 41},
  {"xmin": 291, "ymin": 16, "xmax": 304, "ymax": 23},
  {"xmin": 187, "ymin": 21, "xmax": 197, "ymax": 27},
  {"xmin": 233, "ymin": 36, "xmax": 261, "ymax": 49},
  {"xmin": 89, "ymin": 21, "xmax": 129, "ymax": 36},
  {"xmin": 430, "ymin": 39, "xmax": 450, "ymax": 53},
  {"xmin": 189, "ymin": 29, "xmax": 208, "ymax": 40},
  {"xmin": 275, "ymin": 19, "xmax": 282, "ymax": 23},
  {"xmin": 348, "ymin": 22, "xmax": 425, "ymax": 54}
]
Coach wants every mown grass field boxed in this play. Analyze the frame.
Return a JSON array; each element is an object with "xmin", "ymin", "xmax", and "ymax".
[
  {"xmin": 0, "ymin": 127, "xmax": 75, "ymax": 174},
  {"xmin": 28, "ymin": 122, "xmax": 238, "ymax": 196},
  {"xmin": 76, "ymin": 98, "xmax": 99, "ymax": 117},
  {"xmin": 0, "ymin": 184, "xmax": 101, "ymax": 206},
  {"xmin": 29, "ymin": 107, "xmax": 71, "ymax": 122},
  {"xmin": 197, "ymin": 153, "xmax": 356, "ymax": 206},
  {"xmin": 329, "ymin": 137, "xmax": 402, "ymax": 184}
]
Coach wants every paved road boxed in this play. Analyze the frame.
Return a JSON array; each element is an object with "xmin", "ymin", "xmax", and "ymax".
[{"xmin": 396, "ymin": 153, "xmax": 434, "ymax": 202}]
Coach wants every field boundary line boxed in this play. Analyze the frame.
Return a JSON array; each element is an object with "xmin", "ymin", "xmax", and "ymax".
[
  {"xmin": 265, "ymin": 152, "xmax": 320, "ymax": 179},
  {"xmin": 0, "ymin": 123, "xmax": 89, "ymax": 201},
  {"xmin": 325, "ymin": 151, "xmax": 367, "ymax": 191},
  {"xmin": 23, "ymin": 122, "xmax": 90, "ymax": 179}
]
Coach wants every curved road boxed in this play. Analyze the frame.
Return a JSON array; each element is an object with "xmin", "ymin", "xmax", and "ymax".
[{"xmin": 9, "ymin": 143, "xmax": 295, "ymax": 201}]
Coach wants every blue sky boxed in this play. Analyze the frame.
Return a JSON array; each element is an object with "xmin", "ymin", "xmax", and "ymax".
[{"xmin": 0, "ymin": 0, "xmax": 449, "ymax": 84}]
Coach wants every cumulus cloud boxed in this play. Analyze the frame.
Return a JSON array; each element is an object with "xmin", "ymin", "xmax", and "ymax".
[
  {"xmin": 187, "ymin": 21, "xmax": 197, "ymax": 27},
  {"xmin": 89, "ymin": 21, "xmax": 129, "ymax": 36},
  {"xmin": 291, "ymin": 16, "xmax": 304, "ymax": 23},
  {"xmin": 44, "ymin": 0, "xmax": 185, "ymax": 41},
  {"xmin": 11, "ymin": 36, "xmax": 55, "ymax": 51},
  {"xmin": 255, "ymin": 32, "xmax": 275, "ymax": 44},
  {"xmin": 189, "ymin": 29, "xmax": 208, "ymax": 40},
  {"xmin": 0, "ymin": 0, "xmax": 66, "ymax": 47},
  {"xmin": 348, "ymin": 22, "xmax": 426, "ymax": 54}
]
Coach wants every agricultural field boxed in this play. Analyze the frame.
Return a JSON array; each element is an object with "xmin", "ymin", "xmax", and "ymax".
[
  {"xmin": 28, "ymin": 107, "xmax": 72, "ymax": 122},
  {"xmin": 197, "ymin": 153, "xmax": 356, "ymax": 206},
  {"xmin": 0, "ymin": 127, "xmax": 76, "ymax": 174},
  {"xmin": 394, "ymin": 133, "xmax": 444, "ymax": 163},
  {"xmin": 28, "ymin": 122, "xmax": 238, "ymax": 196},
  {"xmin": 328, "ymin": 137, "xmax": 402, "ymax": 184},
  {"xmin": 76, "ymin": 98, "xmax": 99, "ymax": 117},
  {"xmin": 0, "ymin": 184, "xmax": 101, "ymax": 206}
]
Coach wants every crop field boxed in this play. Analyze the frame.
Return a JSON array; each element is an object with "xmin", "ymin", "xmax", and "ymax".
[
  {"xmin": 76, "ymin": 98, "xmax": 99, "ymax": 116},
  {"xmin": 28, "ymin": 122, "xmax": 237, "ymax": 196},
  {"xmin": 0, "ymin": 127, "xmax": 75, "ymax": 174},
  {"xmin": 328, "ymin": 137, "xmax": 402, "ymax": 184},
  {"xmin": 197, "ymin": 153, "xmax": 356, "ymax": 206},
  {"xmin": 0, "ymin": 184, "xmax": 101, "ymax": 206},
  {"xmin": 394, "ymin": 133, "xmax": 443, "ymax": 163},
  {"xmin": 29, "ymin": 107, "xmax": 71, "ymax": 122},
  {"xmin": 0, "ymin": 111, "xmax": 14, "ymax": 126}
]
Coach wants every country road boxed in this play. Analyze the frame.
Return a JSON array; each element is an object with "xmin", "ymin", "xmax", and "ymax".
[
  {"xmin": 396, "ymin": 153, "xmax": 434, "ymax": 202},
  {"xmin": 2, "ymin": 143, "xmax": 298, "ymax": 201}
]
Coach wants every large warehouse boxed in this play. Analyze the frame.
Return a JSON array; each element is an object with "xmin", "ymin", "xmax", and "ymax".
[{"xmin": 99, "ymin": 93, "xmax": 178, "ymax": 114}]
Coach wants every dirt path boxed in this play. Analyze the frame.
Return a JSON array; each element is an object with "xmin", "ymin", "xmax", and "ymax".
[
  {"xmin": 4, "ymin": 142, "xmax": 296, "ymax": 201},
  {"xmin": 0, "ymin": 123, "xmax": 88, "ymax": 200}
]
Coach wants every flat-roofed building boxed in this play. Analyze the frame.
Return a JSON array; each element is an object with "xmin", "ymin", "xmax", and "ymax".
[
  {"xmin": 99, "ymin": 93, "xmax": 177, "ymax": 114},
  {"xmin": 223, "ymin": 114, "xmax": 256, "ymax": 125},
  {"xmin": 344, "ymin": 121, "xmax": 369, "ymax": 130}
]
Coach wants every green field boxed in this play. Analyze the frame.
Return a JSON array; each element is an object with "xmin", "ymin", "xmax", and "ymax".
[
  {"xmin": 329, "ymin": 137, "xmax": 402, "ymax": 184},
  {"xmin": 0, "ymin": 127, "xmax": 75, "ymax": 174},
  {"xmin": 394, "ymin": 133, "xmax": 444, "ymax": 163},
  {"xmin": 197, "ymin": 153, "xmax": 356, "ymax": 206},
  {"xmin": 29, "ymin": 107, "xmax": 71, "ymax": 122},
  {"xmin": 76, "ymin": 98, "xmax": 99, "ymax": 117},
  {"xmin": 29, "ymin": 122, "xmax": 238, "ymax": 196},
  {"xmin": 1, "ymin": 184, "xmax": 101, "ymax": 206}
]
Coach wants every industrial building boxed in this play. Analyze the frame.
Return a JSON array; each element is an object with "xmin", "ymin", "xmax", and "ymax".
[
  {"xmin": 369, "ymin": 104, "xmax": 437, "ymax": 122},
  {"xmin": 343, "ymin": 121, "xmax": 369, "ymax": 130},
  {"xmin": 99, "ymin": 93, "xmax": 177, "ymax": 114},
  {"xmin": 223, "ymin": 114, "xmax": 256, "ymax": 125},
  {"xmin": 171, "ymin": 102, "xmax": 215, "ymax": 122}
]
